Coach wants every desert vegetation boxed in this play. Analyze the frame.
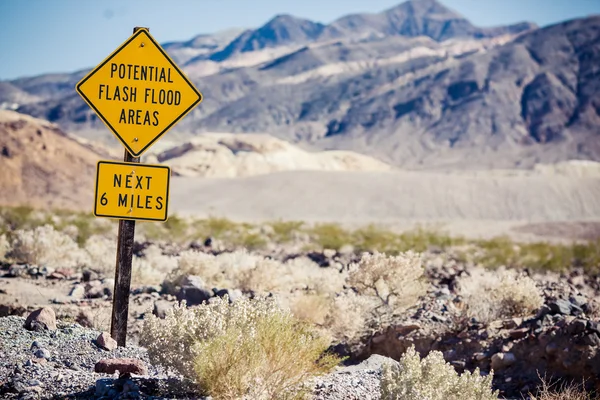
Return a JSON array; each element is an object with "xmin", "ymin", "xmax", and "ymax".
[
  {"xmin": 1, "ymin": 205, "xmax": 599, "ymax": 399},
  {"xmin": 1, "ymin": 206, "xmax": 599, "ymax": 275}
]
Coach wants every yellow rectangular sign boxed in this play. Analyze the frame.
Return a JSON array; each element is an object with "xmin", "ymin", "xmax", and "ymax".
[
  {"xmin": 76, "ymin": 28, "xmax": 202, "ymax": 157},
  {"xmin": 94, "ymin": 161, "xmax": 170, "ymax": 221}
]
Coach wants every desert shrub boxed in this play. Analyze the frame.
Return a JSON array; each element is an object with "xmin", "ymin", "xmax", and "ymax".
[
  {"xmin": 83, "ymin": 234, "xmax": 117, "ymax": 274},
  {"xmin": 141, "ymin": 296, "xmax": 340, "ymax": 399},
  {"xmin": 530, "ymin": 376, "xmax": 599, "ymax": 400},
  {"xmin": 230, "ymin": 230, "xmax": 268, "ymax": 251},
  {"xmin": 322, "ymin": 290, "xmax": 376, "ymax": 341},
  {"xmin": 457, "ymin": 267, "xmax": 543, "ymax": 323},
  {"xmin": 352, "ymin": 224, "xmax": 400, "ymax": 254},
  {"xmin": 308, "ymin": 223, "xmax": 354, "ymax": 251},
  {"xmin": 380, "ymin": 346, "xmax": 499, "ymax": 400},
  {"xmin": 474, "ymin": 236, "xmax": 520, "ymax": 268},
  {"xmin": 53, "ymin": 213, "xmax": 111, "ymax": 246},
  {"xmin": 195, "ymin": 216, "xmax": 238, "ymax": 239},
  {"xmin": 346, "ymin": 251, "xmax": 427, "ymax": 323},
  {"xmin": 0, "ymin": 206, "xmax": 37, "ymax": 232},
  {"xmin": 130, "ymin": 244, "xmax": 178, "ymax": 286},
  {"xmin": 7, "ymin": 224, "xmax": 89, "ymax": 268},
  {"xmin": 287, "ymin": 293, "xmax": 331, "ymax": 326},
  {"xmin": 164, "ymin": 249, "xmax": 280, "ymax": 294},
  {"xmin": 473, "ymin": 236, "xmax": 600, "ymax": 273},
  {"xmin": 165, "ymin": 250, "xmax": 346, "ymax": 297},
  {"xmin": 268, "ymin": 220, "xmax": 304, "ymax": 243},
  {"xmin": 397, "ymin": 227, "xmax": 465, "ymax": 253},
  {"xmin": 0, "ymin": 234, "xmax": 9, "ymax": 261}
]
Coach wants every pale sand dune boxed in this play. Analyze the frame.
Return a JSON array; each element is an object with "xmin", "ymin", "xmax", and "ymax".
[
  {"xmin": 169, "ymin": 170, "xmax": 600, "ymax": 240},
  {"xmin": 146, "ymin": 133, "xmax": 393, "ymax": 178}
]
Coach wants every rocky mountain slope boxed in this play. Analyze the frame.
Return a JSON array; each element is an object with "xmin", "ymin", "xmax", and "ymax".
[
  {"xmin": 2, "ymin": 0, "xmax": 599, "ymax": 169},
  {"xmin": 0, "ymin": 110, "xmax": 106, "ymax": 211}
]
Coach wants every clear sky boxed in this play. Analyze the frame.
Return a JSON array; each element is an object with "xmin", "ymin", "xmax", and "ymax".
[{"xmin": 1, "ymin": 0, "xmax": 599, "ymax": 80}]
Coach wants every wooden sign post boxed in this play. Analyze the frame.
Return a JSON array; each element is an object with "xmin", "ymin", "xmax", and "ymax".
[{"xmin": 76, "ymin": 26, "xmax": 202, "ymax": 346}]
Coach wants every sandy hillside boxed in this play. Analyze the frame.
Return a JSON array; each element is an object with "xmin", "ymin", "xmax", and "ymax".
[
  {"xmin": 0, "ymin": 110, "xmax": 106, "ymax": 211},
  {"xmin": 145, "ymin": 133, "xmax": 394, "ymax": 177}
]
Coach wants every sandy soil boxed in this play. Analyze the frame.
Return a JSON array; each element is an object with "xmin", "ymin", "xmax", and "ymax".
[{"xmin": 168, "ymin": 170, "xmax": 600, "ymax": 241}]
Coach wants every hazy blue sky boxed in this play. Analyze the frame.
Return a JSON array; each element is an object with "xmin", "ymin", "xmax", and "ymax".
[{"xmin": 1, "ymin": 0, "xmax": 599, "ymax": 80}]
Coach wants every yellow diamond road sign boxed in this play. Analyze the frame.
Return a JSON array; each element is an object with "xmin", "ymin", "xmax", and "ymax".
[
  {"xmin": 94, "ymin": 161, "xmax": 171, "ymax": 221},
  {"xmin": 76, "ymin": 28, "xmax": 202, "ymax": 157}
]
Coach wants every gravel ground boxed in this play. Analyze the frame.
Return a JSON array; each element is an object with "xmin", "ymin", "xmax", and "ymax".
[
  {"xmin": 0, "ymin": 316, "xmax": 387, "ymax": 400},
  {"xmin": 0, "ymin": 316, "xmax": 203, "ymax": 399},
  {"xmin": 311, "ymin": 355, "xmax": 390, "ymax": 400}
]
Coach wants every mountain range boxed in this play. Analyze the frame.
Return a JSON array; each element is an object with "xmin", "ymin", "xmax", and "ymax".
[{"xmin": 2, "ymin": 0, "xmax": 599, "ymax": 169}]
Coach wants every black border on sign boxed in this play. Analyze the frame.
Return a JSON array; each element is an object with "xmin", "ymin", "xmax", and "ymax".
[
  {"xmin": 94, "ymin": 160, "xmax": 171, "ymax": 222},
  {"xmin": 76, "ymin": 28, "xmax": 203, "ymax": 157}
]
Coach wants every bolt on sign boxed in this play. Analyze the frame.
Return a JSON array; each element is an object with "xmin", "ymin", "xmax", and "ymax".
[
  {"xmin": 94, "ymin": 161, "xmax": 170, "ymax": 221},
  {"xmin": 76, "ymin": 27, "xmax": 202, "ymax": 157}
]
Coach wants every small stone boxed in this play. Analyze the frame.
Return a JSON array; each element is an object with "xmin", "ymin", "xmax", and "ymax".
[
  {"xmin": 394, "ymin": 324, "xmax": 421, "ymax": 335},
  {"xmin": 583, "ymin": 333, "xmax": 600, "ymax": 347},
  {"xmin": 122, "ymin": 379, "xmax": 139, "ymax": 393},
  {"xmin": 509, "ymin": 328, "xmax": 529, "ymax": 340},
  {"xmin": 323, "ymin": 249, "xmax": 336, "ymax": 258},
  {"xmin": 96, "ymin": 332, "xmax": 118, "ymax": 351},
  {"xmin": 69, "ymin": 284, "xmax": 86, "ymax": 299},
  {"xmin": 82, "ymin": 269, "xmax": 99, "ymax": 282},
  {"xmin": 430, "ymin": 313, "xmax": 447, "ymax": 323},
  {"xmin": 30, "ymin": 341, "xmax": 41, "ymax": 350},
  {"xmin": 589, "ymin": 321, "xmax": 600, "ymax": 335},
  {"xmin": 501, "ymin": 344, "xmax": 513, "ymax": 352},
  {"xmin": 503, "ymin": 318, "xmax": 522, "ymax": 329},
  {"xmin": 535, "ymin": 304, "xmax": 552, "ymax": 319},
  {"xmin": 177, "ymin": 275, "xmax": 213, "ymax": 306},
  {"xmin": 474, "ymin": 352, "xmax": 487, "ymax": 361},
  {"xmin": 213, "ymin": 288, "xmax": 243, "ymax": 303},
  {"xmin": 490, "ymin": 352, "xmax": 516, "ymax": 370},
  {"xmin": 34, "ymin": 348, "xmax": 51, "ymax": 359},
  {"xmin": 94, "ymin": 358, "xmax": 148, "ymax": 376},
  {"xmin": 86, "ymin": 285, "xmax": 106, "ymax": 299},
  {"xmin": 548, "ymin": 300, "xmax": 572, "ymax": 315},
  {"xmin": 568, "ymin": 319, "xmax": 588, "ymax": 335},
  {"xmin": 152, "ymin": 300, "xmax": 172, "ymax": 319},
  {"xmin": 47, "ymin": 272, "xmax": 66, "ymax": 280},
  {"xmin": 451, "ymin": 360, "xmax": 466, "ymax": 369},
  {"xmin": 95, "ymin": 378, "xmax": 113, "ymax": 396},
  {"xmin": 55, "ymin": 268, "xmax": 74, "ymax": 278},
  {"xmin": 75, "ymin": 310, "xmax": 94, "ymax": 328},
  {"xmin": 24, "ymin": 307, "xmax": 57, "ymax": 331},
  {"xmin": 8, "ymin": 264, "xmax": 27, "ymax": 277}
]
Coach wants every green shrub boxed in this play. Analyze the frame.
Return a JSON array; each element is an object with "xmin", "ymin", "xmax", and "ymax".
[
  {"xmin": 353, "ymin": 224, "xmax": 400, "ymax": 254},
  {"xmin": 0, "ymin": 206, "xmax": 36, "ymax": 232},
  {"xmin": 141, "ymin": 296, "xmax": 340, "ymax": 399},
  {"xmin": 457, "ymin": 268, "xmax": 544, "ymax": 323},
  {"xmin": 380, "ymin": 346, "xmax": 499, "ymax": 400},
  {"xmin": 347, "ymin": 251, "xmax": 427, "ymax": 326},
  {"xmin": 268, "ymin": 220, "xmax": 304, "ymax": 243},
  {"xmin": 308, "ymin": 223, "xmax": 353, "ymax": 251}
]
